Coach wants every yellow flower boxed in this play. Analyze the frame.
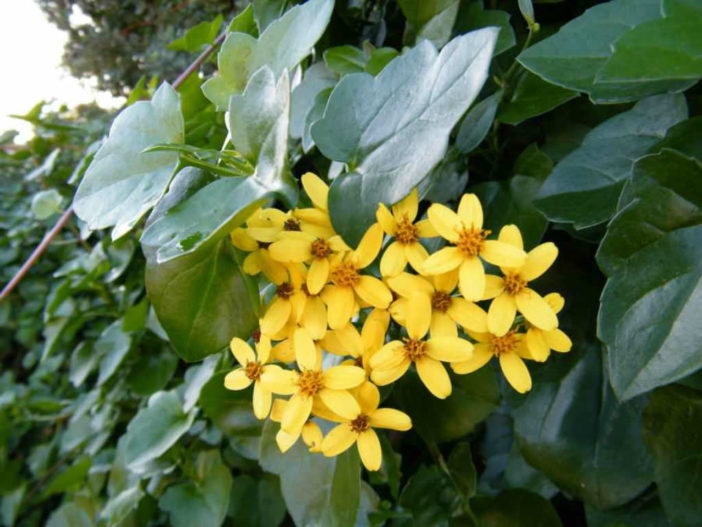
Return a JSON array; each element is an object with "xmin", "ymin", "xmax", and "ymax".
[
  {"xmin": 423, "ymin": 194, "xmax": 526, "ymax": 301},
  {"xmin": 321, "ymin": 382, "xmax": 411, "ymax": 471},
  {"xmin": 292, "ymin": 172, "xmax": 336, "ymax": 238},
  {"xmin": 387, "ymin": 271, "xmax": 487, "ymax": 338},
  {"xmin": 484, "ymin": 225, "xmax": 560, "ymax": 336},
  {"xmin": 320, "ymin": 223, "xmax": 392, "ymax": 329},
  {"xmin": 260, "ymin": 362, "xmax": 366, "ymax": 436},
  {"xmin": 224, "ymin": 336, "xmax": 278, "ymax": 419},
  {"xmin": 369, "ymin": 296, "xmax": 473, "ymax": 399},
  {"xmin": 452, "ymin": 329, "xmax": 532, "ymax": 394},
  {"xmin": 259, "ymin": 267, "xmax": 307, "ymax": 337},
  {"xmin": 270, "ymin": 398, "xmax": 326, "ymax": 453},
  {"xmin": 231, "ymin": 208, "xmax": 288, "ymax": 284},
  {"xmin": 376, "ymin": 189, "xmax": 437, "ymax": 277},
  {"xmin": 524, "ymin": 293, "xmax": 572, "ymax": 361}
]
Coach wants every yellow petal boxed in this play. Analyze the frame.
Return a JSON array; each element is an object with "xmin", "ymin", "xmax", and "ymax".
[
  {"xmin": 269, "ymin": 234, "xmax": 314, "ymax": 263},
  {"xmin": 544, "ymin": 328, "xmax": 572, "ymax": 352},
  {"xmin": 376, "ymin": 203, "xmax": 398, "ymax": 235},
  {"xmin": 392, "ymin": 188, "xmax": 419, "ymax": 222},
  {"xmin": 483, "ymin": 274, "xmax": 505, "ymax": 300},
  {"xmin": 457, "ymin": 193, "xmax": 483, "ymax": 229},
  {"xmin": 270, "ymin": 398, "xmax": 287, "ymax": 422},
  {"xmin": 520, "ymin": 242, "xmax": 558, "ymax": 282},
  {"xmin": 322, "ymin": 285, "xmax": 356, "ymax": 330},
  {"xmin": 481, "ymin": 240, "xmax": 526, "ymax": 268},
  {"xmin": 224, "ymin": 369, "xmax": 251, "ymax": 390},
  {"xmin": 427, "ymin": 203, "xmax": 460, "ymax": 242},
  {"xmin": 328, "ymin": 235, "xmax": 351, "ymax": 252},
  {"xmin": 321, "ymin": 423, "xmax": 357, "ymax": 457},
  {"xmin": 302, "ymin": 421, "xmax": 324, "ymax": 452},
  {"xmin": 354, "ymin": 276, "xmax": 392, "ymax": 308},
  {"xmin": 430, "ymin": 311, "xmax": 458, "ymax": 338},
  {"xmin": 423, "ymin": 246, "xmax": 464, "ymax": 274},
  {"xmin": 389, "ymin": 297, "xmax": 408, "ymax": 326},
  {"xmin": 497, "ymin": 224, "xmax": 524, "ymax": 250},
  {"xmin": 361, "ymin": 309, "xmax": 390, "ymax": 352},
  {"xmin": 258, "ymin": 251, "xmax": 289, "ymax": 285},
  {"xmin": 525, "ymin": 328, "xmax": 550, "ymax": 362},
  {"xmin": 404, "ymin": 242, "xmax": 430, "ymax": 275},
  {"xmin": 307, "ymin": 257, "xmax": 330, "ymax": 295},
  {"xmin": 300, "ymin": 296, "xmax": 327, "ymax": 341},
  {"xmin": 354, "ymin": 223, "xmax": 383, "ymax": 269},
  {"xmin": 380, "ymin": 241, "xmax": 407, "ymax": 277},
  {"xmin": 323, "ymin": 365, "xmax": 366, "ymax": 389},
  {"xmin": 369, "ymin": 408, "xmax": 412, "ymax": 431},
  {"xmin": 260, "ymin": 366, "xmax": 298, "ymax": 395},
  {"xmin": 281, "ymin": 393, "xmax": 313, "ymax": 433},
  {"xmin": 433, "ymin": 269, "xmax": 458, "ymax": 293},
  {"xmin": 256, "ymin": 336, "xmax": 272, "ymax": 363},
  {"xmin": 301, "ymin": 172, "xmax": 329, "ymax": 211},
  {"xmin": 405, "ymin": 292, "xmax": 432, "ymax": 340},
  {"xmin": 357, "ymin": 429, "xmax": 382, "ymax": 471},
  {"xmin": 260, "ymin": 298, "xmax": 292, "ymax": 336},
  {"xmin": 447, "ymin": 297, "xmax": 488, "ymax": 333},
  {"xmin": 425, "ymin": 337, "xmax": 473, "ymax": 362},
  {"xmin": 516, "ymin": 288, "xmax": 558, "ymax": 331},
  {"xmin": 272, "ymin": 339, "xmax": 295, "ymax": 363},
  {"xmin": 318, "ymin": 389, "xmax": 361, "ymax": 419},
  {"xmin": 415, "ymin": 219, "xmax": 438, "ymax": 238},
  {"xmin": 452, "ymin": 343, "xmax": 492, "ymax": 374},
  {"xmin": 252, "ymin": 382, "xmax": 272, "ymax": 419},
  {"xmin": 544, "ymin": 292, "xmax": 565, "ymax": 314},
  {"xmin": 242, "ymin": 252, "xmax": 261, "ymax": 275},
  {"xmin": 458, "ymin": 257, "xmax": 485, "ymax": 301},
  {"xmin": 230, "ymin": 228, "xmax": 259, "ymax": 251},
  {"xmin": 293, "ymin": 326, "xmax": 317, "ymax": 371},
  {"xmin": 487, "ymin": 293, "xmax": 518, "ymax": 337},
  {"xmin": 416, "ymin": 357, "xmax": 452, "ymax": 399},
  {"xmin": 276, "ymin": 428, "xmax": 300, "ymax": 453},
  {"xmin": 370, "ymin": 359, "xmax": 411, "ymax": 385},
  {"xmin": 246, "ymin": 226, "xmax": 282, "ymax": 243},
  {"xmin": 369, "ymin": 341, "xmax": 406, "ymax": 370},
  {"xmin": 324, "ymin": 324, "xmax": 363, "ymax": 357},
  {"xmin": 499, "ymin": 352, "xmax": 532, "ymax": 393},
  {"xmin": 386, "ymin": 272, "xmax": 434, "ymax": 298},
  {"xmin": 356, "ymin": 381, "xmax": 380, "ymax": 414},
  {"xmin": 230, "ymin": 337, "xmax": 255, "ymax": 366}
]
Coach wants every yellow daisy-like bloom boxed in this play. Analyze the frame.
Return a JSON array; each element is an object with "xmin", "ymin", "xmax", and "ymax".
[
  {"xmin": 484, "ymin": 225, "xmax": 560, "ymax": 336},
  {"xmin": 369, "ymin": 296, "xmax": 473, "ymax": 399},
  {"xmin": 321, "ymin": 223, "xmax": 392, "ymax": 329},
  {"xmin": 376, "ymin": 189, "xmax": 437, "ymax": 277},
  {"xmin": 260, "ymin": 361, "xmax": 366, "ymax": 436},
  {"xmin": 292, "ymin": 172, "xmax": 336, "ymax": 239},
  {"xmin": 270, "ymin": 398, "xmax": 331, "ymax": 453},
  {"xmin": 387, "ymin": 271, "xmax": 487, "ymax": 338},
  {"xmin": 231, "ymin": 209, "xmax": 288, "ymax": 285},
  {"xmin": 224, "ymin": 336, "xmax": 278, "ymax": 419},
  {"xmin": 524, "ymin": 292, "xmax": 572, "ymax": 361},
  {"xmin": 452, "ymin": 328, "xmax": 533, "ymax": 394},
  {"xmin": 423, "ymin": 194, "xmax": 527, "ymax": 301},
  {"xmin": 321, "ymin": 382, "xmax": 411, "ymax": 471},
  {"xmin": 259, "ymin": 268, "xmax": 307, "ymax": 337}
]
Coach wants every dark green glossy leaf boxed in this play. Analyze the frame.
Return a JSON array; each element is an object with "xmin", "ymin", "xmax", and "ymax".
[
  {"xmin": 227, "ymin": 474, "xmax": 286, "ymax": 527},
  {"xmin": 456, "ymin": 91, "xmax": 502, "ymax": 154},
  {"xmin": 472, "ymin": 489, "xmax": 562, "ymax": 527},
  {"xmin": 513, "ymin": 349, "xmax": 653, "ymax": 509},
  {"xmin": 398, "ymin": 465, "xmax": 460, "ymax": 526},
  {"xmin": 127, "ymin": 348, "xmax": 178, "ymax": 396},
  {"xmin": 642, "ymin": 386, "xmax": 702, "ymax": 527},
  {"xmin": 40, "ymin": 457, "xmax": 92, "ymax": 500},
  {"xmin": 315, "ymin": 29, "xmax": 498, "ymax": 246},
  {"xmin": 447, "ymin": 442, "xmax": 477, "ymax": 500},
  {"xmin": 598, "ymin": 150, "xmax": 702, "ymax": 399},
  {"xmin": 498, "ymin": 72, "xmax": 578, "ymax": 125},
  {"xmin": 586, "ymin": 498, "xmax": 670, "ymax": 527},
  {"xmin": 455, "ymin": 1, "xmax": 516, "ymax": 55},
  {"xmin": 535, "ymin": 94, "xmax": 687, "ymax": 230}
]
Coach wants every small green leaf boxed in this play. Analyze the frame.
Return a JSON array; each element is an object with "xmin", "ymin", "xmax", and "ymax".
[
  {"xmin": 447, "ymin": 442, "xmax": 477, "ymax": 500},
  {"xmin": 168, "ymin": 15, "xmax": 223, "ymax": 52},
  {"xmin": 472, "ymin": 489, "xmax": 562, "ymax": 527},
  {"xmin": 455, "ymin": 1, "xmax": 516, "ymax": 55},
  {"xmin": 398, "ymin": 465, "xmax": 460, "ymax": 525},
  {"xmin": 46, "ymin": 502, "xmax": 93, "ymax": 527},
  {"xmin": 324, "ymin": 46, "xmax": 368, "ymax": 75},
  {"xmin": 41, "ymin": 457, "xmax": 92, "ymax": 500},
  {"xmin": 290, "ymin": 63, "xmax": 337, "ymax": 140},
  {"xmin": 127, "ymin": 349, "xmax": 178, "ymax": 396},
  {"xmin": 498, "ymin": 72, "xmax": 578, "ymax": 125},
  {"xmin": 96, "ymin": 320, "xmax": 132, "ymax": 386},
  {"xmin": 31, "ymin": 189, "xmax": 63, "ymax": 219},
  {"xmin": 456, "ymin": 91, "xmax": 502, "ymax": 154}
]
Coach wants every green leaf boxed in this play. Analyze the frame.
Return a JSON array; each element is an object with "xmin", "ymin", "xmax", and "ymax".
[
  {"xmin": 472, "ymin": 489, "xmax": 562, "ymax": 527},
  {"xmin": 314, "ymin": 29, "xmax": 498, "ymax": 246},
  {"xmin": 101, "ymin": 486, "xmax": 145, "ymax": 526},
  {"xmin": 252, "ymin": 0, "xmax": 286, "ymax": 31},
  {"xmin": 597, "ymin": 11, "xmax": 702, "ymax": 84},
  {"xmin": 181, "ymin": 355, "xmax": 219, "ymax": 412},
  {"xmin": 498, "ymin": 72, "xmax": 578, "ymax": 125},
  {"xmin": 159, "ymin": 450, "xmax": 232, "ymax": 527},
  {"xmin": 518, "ymin": 0, "xmax": 695, "ymax": 103},
  {"xmin": 398, "ymin": 0, "xmax": 460, "ymax": 48},
  {"xmin": 324, "ymin": 46, "xmax": 368, "ymax": 75},
  {"xmin": 393, "ymin": 367, "xmax": 499, "ymax": 443},
  {"xmin": 517, "ymin": 0, "xmax": 535, "ymax": 26},
  {"xmin": 513, "ymin": 349, "xmax": 653, "ymax": 509},
  {"xmin": 398, "ymin": 465, "xmax": 460, "ymax": 525},
  {"xmin": 202, "ymin": 0, "xmax": 334, "ymax": 109},
  {"xmin": 96, "ymin": 320, "xmax": 132, "ymax": 386},
  {"xmin": 46, "ymin": 502, "xmax": 93, "ymax": 527},
  {"xmin": 123, "ymin": 391, "xmax": 197, "ymax": 470},
  {"xmin": 227, "ymin": 4, "xmax": 257, "ymax": 34},
  {"xmin": 586, "ymin": 498, "xmax": 670, "ymax": 527},
  {"xmin": 168, "ymin": 15, "xmax": 223, "ymax": 52},
  {"xmin": 31, "ymin": 189, "xmax": 63, "ymax": 219},
  {"xmin": 199, "ymin": 371, "xmax": 263, "ymax": 459},
  {"xmin": 259, "ymin": 420, "xmax": 361, "ymax": 527},
  {"xmin": 122, "ymin": 298, "xmax": 149, "ymax": 333},
  {"xmin": 642, "ymin": 386, "xmax": 702, "ymax": 527},
  {"xmin": 455, "ymin": 1, "xmax": 516, "ymax": 56},
  {"xmin": 41, "ymin": 457, "xmax": 92, "ymax": 500},
  {"xmin": 365, "ymin": 48, "xmax": 399, "ymax": 76},
  {"xmin": 73, "ymin": 83, "xmax": 184, "ymax": 239},
  {"xmin": 447, "ymin": 442, "xmax": 477, "ymax": 500},
  {"xmin": 69, "ymin": 342, "xmax": 98, "ymax": 388},
  {"xmin": 127, "ymin": 348, "xmax": 178, "ymax": 396},
  {"xmin": 227, "ymin": 474, "xmax": 286, "ymax": 527},
  {"xmin": 290, "ymin": 63, "xmax": 337, "ymax": 140},
  {"xmin": 598, "ymin": 150, "xmax": 702, "ymax": 399},
  {"xmin": 535, "ymin": 94, "xmax": 687, "ymax": 230},
  {"xmin": 456, "ymin": 91, "xmax": 502, "ymax": 154}
]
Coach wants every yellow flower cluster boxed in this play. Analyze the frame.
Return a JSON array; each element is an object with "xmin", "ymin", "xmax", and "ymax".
[{"xmin": 225, "ymin": 173, "xmax": 571, "ymax": 471}]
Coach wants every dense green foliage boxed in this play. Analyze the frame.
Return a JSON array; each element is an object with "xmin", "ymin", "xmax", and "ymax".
[{"xmin": 2, "ymin": 0, "xmax": 702, "ymax": 526}]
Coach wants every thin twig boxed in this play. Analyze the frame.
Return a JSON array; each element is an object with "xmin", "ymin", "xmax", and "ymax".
[{"xmin": 172, "ymin": 31, "xmax": 226, "ymax": 89}]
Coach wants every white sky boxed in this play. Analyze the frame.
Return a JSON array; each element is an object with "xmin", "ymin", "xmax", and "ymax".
[{"xmin": 0, "ymin": 1, "xmax": 124, "ymax": 141}]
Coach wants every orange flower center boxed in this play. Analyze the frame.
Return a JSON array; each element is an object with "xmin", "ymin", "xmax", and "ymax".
[
  {"xmin": 244, "ymin": 361, "xmax": 263, "ymax": 381},
  {"xmin": 311, "ymin": 238, "xmax": 331, "ymax": 258},
  {"xmin": 489, "ymin": 331, "xmax": 518, "ymax": 356},
  {"xmin": 277, "ymin": 282, "xmax": 294, "ymax": 299},
  {"xmin": 331, "ymin": 261, "xmax": 360, "ymax": 287},
  {"xmin": 298, "ymin": 370, "xmax": 325, "ymax": 397},
  {"xmin": 395, "ymin": 214, "xmax": 418, "ymax": 244},
  {"xmin": 431, "ymin": 291, "xmax": 452, "ymax": 313},
  {"xmin": 456, "ymin": 225, "xmax": 490, "ymax": 257},
  {"xmin": 503, "ymin": 273, "xmax": 527, "ymax": 296},
  {"xmin": 350, "ymin": 414, "xmax": 370, "ymax": 433},
  {"xmin": 403, "ymin": 337, "xmax": 426, "ymax": 361},
  {"xmin": 283, "ymin": 218, "xmax": 301, "ymax": 231}
]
